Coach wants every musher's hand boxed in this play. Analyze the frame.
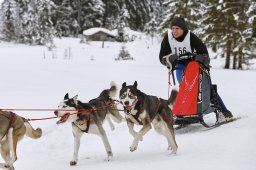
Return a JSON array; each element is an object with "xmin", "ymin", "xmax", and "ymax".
[{"xmin": 162, "ymin": 54, "xmax": 172, "ymax": 70}]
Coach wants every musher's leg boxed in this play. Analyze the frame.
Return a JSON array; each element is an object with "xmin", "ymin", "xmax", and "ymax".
[
  {"xmin": 175, "ymin": 64, "xmax": 186, "ymax": 84},
  {"xmin": 217, "ymin": 93, "xmax": 234, "ymax": 120}
]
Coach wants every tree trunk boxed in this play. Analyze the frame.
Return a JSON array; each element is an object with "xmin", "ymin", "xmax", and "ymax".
[
  {"xmin": 102, "ymin": 40, "xmax": 105, "ymax": 48},
  {"xmin": 232, "ymin": 53, "xmax": 237, "ymax": 69},
  {"xmin": 238, "ymin": 48, "xmax": 243, "ymax": 70},
  {"xmin": 232, "ymin": 35, "xmax": 237, "ymax": 69},
  {"xmin": 224, "ymin": 40, "xmax": 231, "ymax": 69}
]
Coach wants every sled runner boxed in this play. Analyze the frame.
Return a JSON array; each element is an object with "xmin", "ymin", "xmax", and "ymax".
[{"xmin": 169, "ymin": 53, "xmax": 237, "ymax": 129}]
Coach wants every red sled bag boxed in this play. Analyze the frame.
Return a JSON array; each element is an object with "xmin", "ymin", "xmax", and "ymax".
[{"xmin": 172, "ymin": 61, "xmax": 199, "ymax": 116}]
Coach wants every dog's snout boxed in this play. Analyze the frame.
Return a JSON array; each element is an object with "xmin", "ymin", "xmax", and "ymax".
[
  {"xmin": 54, "ymin": 110, "xmax": 58, "ymax": 116},
  {"xmin": 124, "ymin": 101, "xmax": 130, "ymax": 106}
]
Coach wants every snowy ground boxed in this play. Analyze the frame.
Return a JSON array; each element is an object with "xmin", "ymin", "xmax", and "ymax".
[{"xmin": 0, "ymin": 36, "xmax": 256, "ymax": 170}]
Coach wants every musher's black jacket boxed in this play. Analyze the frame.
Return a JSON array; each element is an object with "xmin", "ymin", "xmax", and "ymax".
[{"xmin": 159, "ymin": 30, "xmax": 209, "ymax": 65}]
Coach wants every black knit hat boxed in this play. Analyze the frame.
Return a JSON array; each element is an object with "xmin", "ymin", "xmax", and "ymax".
[{"xmin": 171, "ymin": 17, "xmax": 187, "ymax": 31}]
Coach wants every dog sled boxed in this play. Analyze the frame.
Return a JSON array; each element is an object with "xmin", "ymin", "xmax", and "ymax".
[{"xmin": 168, "ymin": 53, "xmax": 237, "ymax": 129}]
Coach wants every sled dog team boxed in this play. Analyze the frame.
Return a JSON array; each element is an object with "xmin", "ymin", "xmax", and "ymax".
[{"xmin": 0, "ymin": 81, "xmax": 178, "ymax": 169}]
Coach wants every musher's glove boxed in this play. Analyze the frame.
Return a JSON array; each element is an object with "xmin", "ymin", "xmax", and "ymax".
[
  {"xmin": 161, "ymin": 55, "xmax": 168, "ymax": 66},
  {"xmin": 194, "ymin": 54, "xmax": 210, "ymax": 68},
  {"xmin": 168, "ymin": 54, "xmax": 179, "ymax": 66},
  {"xmin": 162, "ymin": 54, "xmax": 173, "ymax": 70}
]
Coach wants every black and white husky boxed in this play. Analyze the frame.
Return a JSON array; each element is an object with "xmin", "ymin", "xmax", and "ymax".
[
  {"xmin": 54, "ymin": 81, "xmax": 123, "ymax": 166},
  {"xmin": 119, "ymin": 81, "xmax": 178, "ymax": 154}
]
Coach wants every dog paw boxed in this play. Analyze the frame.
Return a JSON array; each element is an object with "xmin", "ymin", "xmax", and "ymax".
[
  {"xmin": 104, "ymin": 155, "xmax": 113, "ymax": 161},
  {"xmin": 168, "ymin": 146, "xmax": 172, "ymax": 150},
  {"xmin": 129, "ymin": 145, "xmax": 137, "ymax": 152},
  {"xmin": 168, "ymin": 149, "xmax": 177, "ymax": 155},
  {"xmin": 171, "ymin": 151, "xmax": 177, "ymax": 155},
  {"xmin": 6, "ymin": 165, "xmax": 14, "ymax": 170},
  {"xmin": 70, "ymin": 160, "xmax": 77, "ymax": 166},
  {"xmin": 4, "ymin": 164, "xmax": 14, "ymax": 170},
  {"xmin": 4, "ymin": 164, "xmax": 10, "ymax": 168}
]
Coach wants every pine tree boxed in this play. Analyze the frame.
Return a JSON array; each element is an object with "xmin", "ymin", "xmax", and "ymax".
[
  {"xmin": 54, "ymin": 0, "xmax": 74, "ymax": 36},
  {"xmin": 148, "ymin": 0, "xmax": 164, "ymax": 31},
  {"xmin": 243, "ymin": 0, "xmax": 256, "ymax": 68},
  {"xmin": 101, "ymin": 0, "xmax": 121, "ymax": 29},
  {"xmin": 38, "ymin": 0, "xmax": 56, "ymax": 45},
  {"xmin": 22, "ymin": 1, "xmax": 40, "ymax": 44},
  {"xmin": 1, "ymin": 0, "xmax": 16, "ymax": 41},
  {"xmin": 15, "ymin": 0, "xmax": 30, "ymax": 43},
  {"xmin": 124, "ymin": 0, "xmax": 150, "ymax": 31},
  {"xmin": 200, "ymin": 0, "xmax": 254, "ymax": 69},
  {"xmin": 116, "ymin": 4, "xmax": 129, "ymax": 42},
  {"xmin": 81, "ymin": 0, "xmax": 105, "ymax": 30},
  {"xmin": 160, "ymin": 0, "xmax": 202, "ymax": 33}
]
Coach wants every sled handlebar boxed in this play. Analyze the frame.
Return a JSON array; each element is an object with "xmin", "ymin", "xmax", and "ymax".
[{"xmin": 174, "ymin": 53, "xmax": 210, "ymax": 69}]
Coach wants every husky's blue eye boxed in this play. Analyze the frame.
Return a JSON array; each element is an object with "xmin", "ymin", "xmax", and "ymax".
[{"xmin": 121, "ymin": 94, "xmax": 126, "ymax": 99}]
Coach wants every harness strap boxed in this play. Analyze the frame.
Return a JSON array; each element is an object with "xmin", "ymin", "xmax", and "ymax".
[
  {"xmin": 132, "ymin": 100, "xmax": 143, "ymax": 125},
  {"xmin": 0, "ymin": 112, "xmax": 17, "ymax": 141},
  {"xmin": 73, "ymin": 112, "xmax": 91, "ymax": 133},
  {"xmin": 9, "ymin": 112, "xmax": 17, "ymax": 125},
  {"xmin": 83, "ymin": 111, "xmax": 91, "ymax": 133},
  {"xmin": 128, "ymin": 98, "xmax": 161, "ymax": 125},
  {"xmin": 132, "ymin": 99, "xmax": 144, "ymax": 125}
]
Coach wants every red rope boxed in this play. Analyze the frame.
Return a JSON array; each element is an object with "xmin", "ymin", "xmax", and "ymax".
[
  {"xmin": 168, "ymin": 71, "xmax": 172, "ymax": 98},
  {"xmin": 0, "ymin": 108, "xmax": 78, "ymax": 112},
  {"xmin": 0, "ymin": 102, "xmax": 116, "ymax": 121},
  {"xmin": 27, "ymin": 110, "xmax": 84, "ymax": 121}
]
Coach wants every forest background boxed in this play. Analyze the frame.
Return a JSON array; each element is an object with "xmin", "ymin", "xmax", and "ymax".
[{"xmin": 0, "ymin": 0, "xmax": 255, "ymax": 69}]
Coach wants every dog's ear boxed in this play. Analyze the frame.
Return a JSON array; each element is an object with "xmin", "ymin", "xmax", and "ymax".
[
  {"xmin": 133, "ymin": 81, "xmax": 138, "ymax": 88},
  {"xmin": 64, "ymin": 93, "xmax": 69, "ymax": 100},
  {"xmin": 73, "ymin": 95, "xmax": 78, "ymax": 106},
  {"xmin": 73, "ymin": 95, "xmax": 78, "ymax": 101},
  {"xmin": 122, "ymin": 82, "xmax": 126, "ymax": 88}
]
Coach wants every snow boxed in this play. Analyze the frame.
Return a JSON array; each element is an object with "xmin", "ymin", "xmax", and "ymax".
[
  {"xmin": 0, "ymin": 35, "xmax": 256, "ymax": 170},
  {"xmin": 83, "ymin": 27, "xmax": 116, "ymax": 37}
]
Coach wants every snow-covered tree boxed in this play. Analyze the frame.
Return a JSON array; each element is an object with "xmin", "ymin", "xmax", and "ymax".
[
  {"xmin": 160, "ymin": 0, "xmax": 202, "ymax": 33},
  {"xmin": 123, "ymin": 0, "xmax": 150, "ymax": 31},
  {"xmin": 145, "ymin": 15, "xmax": 157, "ymax": 44},
  {"xmin": 147, "ymin": 0, "xmax": 164, "ymax": 31},
  {"xmin": 22, "ymin": 2, "xmax": 40, "ymax": 44},
  {"xmin": 101, "ymin": 0, "xmax": 120, "ymax": 29},
  {"xmin": 116, "ymin": 5, "xmax": 129, "ymax": 42},
  {"xmin": 81, "ymin": 0, "xmax": 105, "ymax": 30},
  {"xmin": 54, "ymin": 0, "xmax": 104, "ymax": 36},
  {"xmin": 1, "ymin": 0, "xmax": 17, "ymax": 41},
  {"xmin": 54, "ymin": 0, "xmax": 74, "ymax": 36},
  {"xmin": 38, "ymin": 0, "xmax": 56, "ymax": 45},
  {"xmin": 199, "ymin": 0, "xmax": 255, "ymax": 69},
  {"xmin": 116, "ymin": 45, "xmax": 133, "ymax": 60}
]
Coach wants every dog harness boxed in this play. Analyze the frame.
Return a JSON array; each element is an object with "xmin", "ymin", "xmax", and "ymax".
[
  {"xmin": 74, "ymin": 110, "xmax": 92, "ymax": 133},
  {"xmin": 125, "ymin": 98, "xmax": 161, "ymax": 125},
  {"xmin": 0, "ymin": 111, "xmax": 17, "ymax": 141}
]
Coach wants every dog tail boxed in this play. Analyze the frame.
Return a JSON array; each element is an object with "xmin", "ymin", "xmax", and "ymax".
[
  {"xmin": 168, "ymin": 85, "xmax": 179, "ymax": 109},
  {"xmin": 24, "ymin": 122, "xmax": 42, "ymax": 139},
  {"xmin": 109, "ymin": 81, "xmax": 118, "ymax": 99}
]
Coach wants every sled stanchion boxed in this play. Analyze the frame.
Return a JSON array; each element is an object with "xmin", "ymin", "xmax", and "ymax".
[
  {"xmin": 168, "ymin": 71, "xmax": 171, "ymax": 97},
  {"xmin": 167, "ymin": 70, "xmax": 176, "ymax": 98},
  {"xmin": 171, "ymin": 70, "xmax": 176, "ymax": 86}
]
